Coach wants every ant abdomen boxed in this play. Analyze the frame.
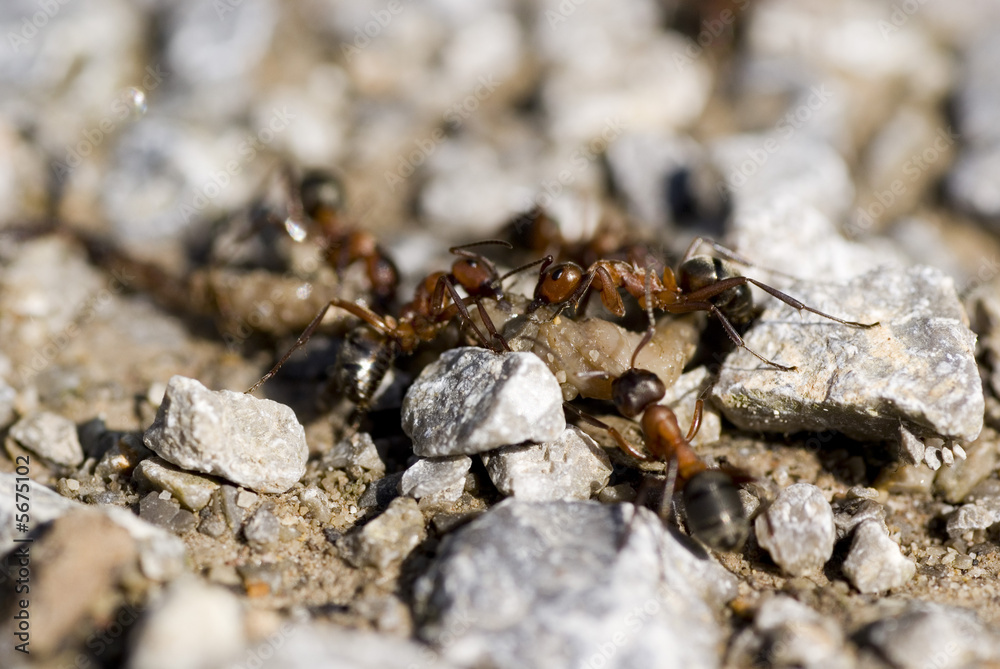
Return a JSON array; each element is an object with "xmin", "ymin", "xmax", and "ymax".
[
  {"xmin": 334, "ymin": 326, "xmax": 397, "ymax": 408},
  {"xmin": 681, "ymin": 469, "xmax": 749, "ymax": 552},
  {"xmin": 677, "ymin": 256, "xmax": 754, "ymax": 324}
]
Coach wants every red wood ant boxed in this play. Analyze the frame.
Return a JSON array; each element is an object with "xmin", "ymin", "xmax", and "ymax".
[
  {"xmin": 568, "ymin": 278, "xmax": 750, "ymax": 551},
  {"xmin": 247, "ymin": 241, "xmax": 540, "ymax": 410},
  {"xmin": 528, "ymin": 237, "xmax": 878, "ymax": 370}
]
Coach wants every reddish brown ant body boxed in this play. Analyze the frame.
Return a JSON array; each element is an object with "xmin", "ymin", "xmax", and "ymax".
[
  {"xmin": 248, "ymin": 241, "xmax": 535, "ymax": 410},
  {"xmin": 570, "ymin": 281, "xmax": 749, "ymax": 552},
  {"xmin": 529, "ymin": 237, "xmax": 878, "ymax": 370}
]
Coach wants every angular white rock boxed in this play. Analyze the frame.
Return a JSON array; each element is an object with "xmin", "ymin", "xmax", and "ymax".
[
  {"xmin": 143, "ymin": 376, "xmax": 307, "ymax": 494},
  {"xmin": 402, "ymin": 348, "xmax": 565, "ymax": 457},
  {"xmin": 842, "ymin": 519, "xmax": 915, "ymax": 594},
  {"xmin": 9, "ymin": 411, "xmax": 84, "ymax": 467},
  {"xmin": 482, "ymin": 427, "xmax": 612, "ymax": 501},
  {"xmin": 755, "ymin": 483, "xmax": 836, "ymax": 576}
]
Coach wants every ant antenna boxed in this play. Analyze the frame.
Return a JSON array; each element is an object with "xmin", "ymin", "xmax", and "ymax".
[{"xmin": 630, "ymin": 263, "xmax": 658, "ymax": 370}]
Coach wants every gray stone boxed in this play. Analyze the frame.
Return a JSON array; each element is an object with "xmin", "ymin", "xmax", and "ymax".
[
  {"xmin": 713, "ymin": 265, "xmax": 983, "ymax": 445},
  {"xmin": 413, "ymin": 500, "xmax": 737, "ymax": 669},
  {"xmin": 481, "ymin": 427, "xmax": 612, "ymax": 501},
  {"xmin": 337, "ymin": 497, "xmax": 427, "ymax": 570},
  {"xmin": 728, "ymin": 595, "xmax": 850, "ymax": 669},
  {"xmin": 946, "ymin": 497, "xmax": 1000, "ymax": 539},
  {"xmin": 935, "ymin": 428, "xmax": 1000, "ymax": 504},
  {"xmin": 833, "ymin": 498, "xmax": 887, "ymax": 540},
  {"xmin": 857, "ymin": 601, "xmax": 1000, "ymax": 669},
  {"xmin": 325, "ymin": 432, "xmax": 385, "ymax": 475},
  {"xmin": 133, "ymin": 457, "xmax": 220, "ymax": 511},
  {"xmin": 402, "ymin": 348, "xmax": 565, "ymax": 457},
  {"xmin": 244, "ymin": 504, "xmax": 282, "ymax": 548},
  {"xmin": 399, "ymin": 455, "xmax": 471, "ymax": 503},
  {"xmin": 358, "ymin": 473, "xmax": 403, "ymax": 510},
  {"xmin": 755, "ymin": 484, "xmax": 835, "ymax": 576},
  {"xmin": 895, "ymin": 424, "xmax": 926, "ymax": 466},
  {"xmin": 842, "ymin": 520, "xmax": 915, "ymax": 594},
  {"xmin": 144, "ymin": 375, "xmax": 308, "ymax": 493},
  {"xmin": 259, "ymin": 622, "xmax": 462, "ymax": 669},
  {"xmin": 8, "ymin": 411, "xmax": 83, "ymax": 467},
  {"xmin": 127, "ymin": 576, "xmax": 245, "ymax": 669}
]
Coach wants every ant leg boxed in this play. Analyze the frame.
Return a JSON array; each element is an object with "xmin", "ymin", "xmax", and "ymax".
[
  {"xmin": 563, "ymin": 403, "xmax": 651, "ymax": 461},
  {"xmin": 630, "ymin": 264, "xmax": 658, "ymax": 369},
  {"xmin": 439, "ymin": 277, "xmax": 494, "ymax": 350},
  {"xmin": 591, "ymin": 265, "xmax": 626, "ymax": 317},
  {"xmin": 246, "ymin": 299, "xmax": 394, "ymax": 394},
  {"xmin": 745, "ymin": 278, "xmax": 879, "ymax": 328},
  {"xmin": 664, "ymin": 300, "xmax": 796, "ymax": 371},
  {"xmin": 658, "ymin": 457, "xmax": 680, "ymax": 523},
  {"xmin": 685, "ymin": 399, "xmax": 703, "ymax": 443}
]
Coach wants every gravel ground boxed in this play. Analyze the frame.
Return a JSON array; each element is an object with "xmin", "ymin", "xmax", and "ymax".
[{"xmin": 4, "ymin": 1, "xmax": 1000, "ymax": 668}]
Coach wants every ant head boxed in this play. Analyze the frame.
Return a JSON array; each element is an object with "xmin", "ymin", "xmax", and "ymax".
[
  {"xmin": 611, "ymin": 368, "xmax": 665, "ymax": 418},
  {"xmin": 452, "ymin": 257, "xmax": 500, "ymax": 299},
  {"xmin": 300, "ymin": 170, "xmax": 345, "ymax": 224},
  {"xmin": 529, "ymin": 262, "xmax": 584, "ymax": 311}
]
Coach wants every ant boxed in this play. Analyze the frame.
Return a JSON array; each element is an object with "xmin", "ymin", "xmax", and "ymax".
[
  {"xmin": 246, "ymin": 165, "xmax": 400, "ymax": 308},
  {"xmin": 568, "ymin": 274, "xmax": 750, "ymax": 551},
  {"xmin": 247, "ymin": 241, "xmax": 540, "ymax": 412},
  {"xmin": 528, "ymin": 236, "xmax": 878, "ymax": 370}
]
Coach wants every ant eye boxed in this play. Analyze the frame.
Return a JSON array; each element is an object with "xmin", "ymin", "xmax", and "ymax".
[{"xmin": 551, "ymin": 268, "xmax": 564, "ymax": 281}]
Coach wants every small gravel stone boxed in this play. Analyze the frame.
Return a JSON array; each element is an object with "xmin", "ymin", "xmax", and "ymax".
[
  {"xmin": 414, "ymin": 500, "xmax": 737, "ymax": 669},
  {"xmin": 946, "ymin": 497, "xmax": 1000, "ymax": 539},
  {"xmin": 358, "ymin": 473, "xmax": 404, "ymax": 511},
  {"xmin": 895, "ymin": 424, "xmax": 926, "ymax": 466},
  {"xmin": 714, "ymin": 265, "xmax": 983, "ymax": 444},
  {"xmin": 140, "ymin": 491, "xmax": 184, "ymax": 528},
  {"xmin": 297, "ymin": 487, "xmax": 333, "ymax": 523},
  {"xmin": 133, "ymin": 456, "xmax": 220, "ymax": 512},
  {"xmin": 842, "ymin": 519, "xmax": 915, "ymax": 593},
  {"xmin": 236, "ymin": 490, "xmax": 259, "ymax": 509},
  {"xmin": 326, "ymin": 432, "xmax": 385, "ymax": 475},
  {"xmin": 481, "ymin": 426, "xmax": 612, "ymax": 501},
  {"xmin": 935, "ymin": 428, "xmax": 1000, "ymax": 504},
  {"xmin": 128, "ymin": 577, "xmax": 245, "ymax": 669},
  {"xmin": 402, "ymin": 348, "xmax": 565, "ymax": 457},
  {"xmin": 399, "ymin": 456, "xmax": 471, "ymax": 503},
  {"xmin": 260, "ymin": 622, "xmax": 463, "ymax": 669},
  {"xmin": 0, "ymin": 379, "xmax": 16, "ymax": 428},
  {"xmin": 244, "ymin": 504, "xmax": 282, "ymax": 549},
  {"xmin": 8, "ymin": 411, "xmax": 83, "ymax": 467},
  {"xmin": 729, "ymin": 595, "xmax": 848, "ymax": 669},
  {"xmin": 219, "ymin": 485, "xmax": 246, "ymax": 532},
  {"xmin": 337, "ymin": 497, "xmax": 427, "ymax": 570},
  {"xmin": 143, "ymin": 375, "xmax": 308, "ymax": 493},
  {"xmin": 833, "ymin": 498, "xmax": 887, "ymax": 540},
  {"xmin": 755, "ymin": 484, "xmax": 836, "ymax": 576},
  {"xmin": 857, "ymin": 601, "xmax": 1000, "ymax": 669}
]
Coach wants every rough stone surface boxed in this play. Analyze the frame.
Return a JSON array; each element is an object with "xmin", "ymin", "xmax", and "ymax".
[
  {"xmin": 325, "ymin": 432, "xmax": 385, "ymax": 475},
  {"xmin": 8, "ymin": 411, "xmax": 83, "ymax": 467},
  {"xmin": 714, "ymin": 265, "xmax": 983, "ymax": 444},
  {"xmin": 481, "ymin": 426, "xmax": 612, "ymax": 501},
  {"xmin": 0, "ymin": 510, "xmax": 137, "ymax": 658},
  {"xmin": 728, "ymin": 595, "xmax": 849, "ymax": 669},
  {"xmin": 857, "ymin": 601, "xmax": 1000, "ymax": 669},
  {"xmin": 842, "ymin": 519, "xmax": 915, "ymax": 594},
  {"xmin": 413, "ymin": 499, "xmax": 737, "ymax": 669},
  {"xmin": 399, "ymin": 455, "xmax": 471, "ymax": 503},
  {"xmin": 402, "ymin": 348, "xmax": 565, "ymax": 457},
  {"xmin": 128, "ymin": 577, "xmax": 245, "ymax": 669},
  {"xmin": 946, "ymin": 496, "xmax": 1000, "ymax": 539},
  {"xmin": 337, "ymin": 497, "xmax": 427, "ymax": 570},
  {"xmin": 755, "ymin": 484, "xmax": 836, "ymax": 576},
  {"xmin": 244, "ymin": 504, "xmax": 282, "ymax": 549},
  {"xmin": 144, "ymin": 375, "xmax": 308, "ymax": 493},
  {"xmin": 133, "ymin": 456, "xmax": 220, "ymax": 511},
  {"xmin": 0, "ymin": 472, "xmax": 185, "ymax": 582},
  {"xmin": 260, "ymin": 622, "xmax": 462, "ymax": 669}
]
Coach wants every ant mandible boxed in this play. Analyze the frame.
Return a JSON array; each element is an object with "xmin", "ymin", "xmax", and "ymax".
[{"xmin": 528, "ymin": 236, "xmax": 879, "ymax": 370}]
